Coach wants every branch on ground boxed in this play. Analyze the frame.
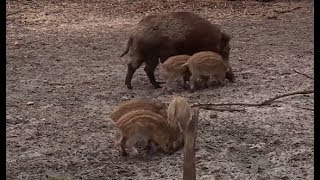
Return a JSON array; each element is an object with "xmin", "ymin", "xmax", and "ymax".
[
  {"xmin": 294, "ymin": 107, "xmax": 314, "ymax": 111},
  {"xmin": 274, "ymin": 6, "xmax": 302, "ymax": 14},
  {"xmin": 293, "ymin": 69, "xmax": 314, "ymax": 80},
  {"xmin": 192, "ymin": 89, "xmax": 314, "ymax": 108},
  {"xmin": 197, "ymin": 106, "xmax": 246, "ymax": 112}
]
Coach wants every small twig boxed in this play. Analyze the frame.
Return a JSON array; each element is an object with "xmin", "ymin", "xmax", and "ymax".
[
  {"xmin": 197, "ymin": 106, "xmax": 246, "ymax": 112},
  {"xmin": 293, "ymin": 69, "xmax": 314, "ymax": 80},
  {"xmin": 258, "ymin": 89, "xmax": 313, "ymax": 106},
  {"xmin": 274, "ymin": 6, "xmax": 302, "ymax": 14},
  {"xmin": 295, "ymin": 107, "xmax": 314, "ymax": 111},
  {"xmin": 44, "ymin": 81, "xmax": 74, "ymax": 86},
  {"xmin": 192, "ymin": 89, "xmax": 314, "ymax": 108}
]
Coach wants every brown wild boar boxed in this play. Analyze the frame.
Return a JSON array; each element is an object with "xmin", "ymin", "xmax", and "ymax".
[
  {"xmin": 109, "ymin": 99, "xmax": 168, "ymax": 122},
  {"xmin": 183, "ymin": 51, "xmax": 229, "ymax": 92},
  {"xmin": 120, "ymin": 11, "xmax": 234, "ymax": 90},
  {"xmin": 115, "ymin": 109, "xmax": 180, "ymax": 156},
  {"xmin": 159, "ymin": 55, "xmax": 191, "ymax": 92},
  {"xmin": 167, "ymin": 96, "xmax": 192, "ymax": 147}
]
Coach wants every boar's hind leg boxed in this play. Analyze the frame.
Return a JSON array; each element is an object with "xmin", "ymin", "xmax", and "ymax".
[
  {"xmin": 144, "ymin": 61, "xmax": 161, "ymax": 88},
  {"xmin": 125, "ymin": 61, "xmax": 143, "ymax": 89}
]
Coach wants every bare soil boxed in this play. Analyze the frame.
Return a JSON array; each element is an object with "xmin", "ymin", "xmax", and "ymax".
[{"xmin": 6, "ymin": 0, "xmax": 314, "ymax": 179}]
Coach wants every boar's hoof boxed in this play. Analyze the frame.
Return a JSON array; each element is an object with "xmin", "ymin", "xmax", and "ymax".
[
  {"xmin": 126, "ymin": 84, "xmax": 133, "ymax": 90},
  {"xmin": 228, "ymin": 78, "xmax": 235, "ymax": 83},
  {"xmin": 121, "ymin": 151, "xmax": 128, "ymax": 156},
  {"xmin": 152, "ymin": 83, "xmax": 162, "ymax": 89}
]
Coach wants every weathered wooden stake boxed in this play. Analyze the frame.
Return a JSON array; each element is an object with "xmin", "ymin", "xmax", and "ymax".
[{"xmin": 183, "ymin": 108, "xmax": 199, "ymax": 180}]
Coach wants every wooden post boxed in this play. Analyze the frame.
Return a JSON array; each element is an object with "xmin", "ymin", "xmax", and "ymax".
[{"xmin": 183, "ymin": 108, "xmax": 199, "ymax": 180}]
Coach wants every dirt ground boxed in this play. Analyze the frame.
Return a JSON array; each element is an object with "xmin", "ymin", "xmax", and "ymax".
[{"xmin": 6, "ymin": 0, "xmax": 314, "ymax": 179}]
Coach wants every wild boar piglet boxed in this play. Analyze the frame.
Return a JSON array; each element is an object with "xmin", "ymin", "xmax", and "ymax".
[
  {"xmin": 167, "ymin": 96, "xmax": 192, "ymax": 148},
  {"xmin": 115, "ymin": 110, "xmax": 180, "ymax": 156},
  {"xmin": 183, "ymin": 51, "xmax": 229, "ymax": 92},
  {"xmin": 110, "ymin": 99, "xmax": 167, "ymax": 122},
  {"xmin": 159, "ymin": 55, "xmax": 191, "ymax": 92}
]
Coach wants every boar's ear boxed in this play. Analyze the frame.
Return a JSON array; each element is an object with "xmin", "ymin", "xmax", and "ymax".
[{"xmin": 158, "ymin": 58, "xmax": 163, "ymax": 64}]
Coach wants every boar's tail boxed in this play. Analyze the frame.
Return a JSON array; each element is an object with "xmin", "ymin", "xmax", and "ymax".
[{"xmin": 120, "ymin": 36, "xmax": 133, "ymax": 57}]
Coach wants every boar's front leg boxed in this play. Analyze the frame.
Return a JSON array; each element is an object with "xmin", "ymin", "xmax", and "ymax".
[
  {"xmin": 125, "ymin": 59, "xmax": 143, "ymax": 89},
  {"xmin": 144, "ymin": 60, "xmax": 161, "ymax": 88}
]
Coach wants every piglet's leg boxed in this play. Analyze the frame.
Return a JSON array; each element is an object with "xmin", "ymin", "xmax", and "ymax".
[
  {"xmin": 225, "ymin": 61, "xmax": 235, "ymax": 82},
  {"xmin": 130, "ymin": 147, "xmax": 139, "ymax": 156},
  {"xmin": 182, "ymin": 73, "xmax": 190, "ymax": 89},
  {"xmin": 149, "ymin": 141, "xmax": 159, "ymax": 154},
  {"xmin": 189, "ymin": 75, "xmax": 198, "ymax": 93},
  {"xmin": 119, "ymin": 136, "xmax": 128, "ymax": 156},
  {"xmin": 165, "ymin": 74, "xmax": 175, "ymax": 94},
  {"xmin": 145, "ymin": 140, "xmax": 157, "ymax": 154},
  {"xmin": 126, "ymin": 137, "xmax": 139, "ymax": 156},
  {"xmin": 215, "ymin": 70, "xmax": 227, "ymax": 86}
]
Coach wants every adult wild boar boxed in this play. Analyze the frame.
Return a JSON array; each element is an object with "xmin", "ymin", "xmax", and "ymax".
[{"xmin": 121, "ymin": 12, "xmax": 234, "ymax": 89}]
